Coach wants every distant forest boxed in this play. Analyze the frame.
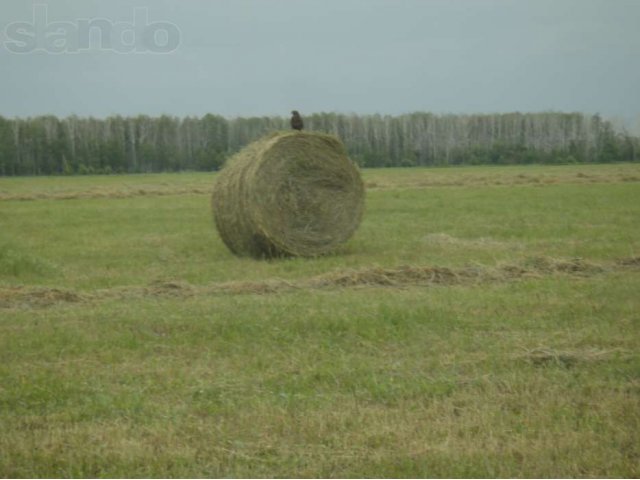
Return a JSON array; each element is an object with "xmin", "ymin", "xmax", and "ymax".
[{"xmin": 0, "ymin": 111, "xmax": 637, "ymax": 175}]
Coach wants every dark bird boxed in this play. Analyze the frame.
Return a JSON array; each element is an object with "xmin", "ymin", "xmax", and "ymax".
[{"xmin": 290, "ymin": 110, "xmax": 304, "ymax": 131}]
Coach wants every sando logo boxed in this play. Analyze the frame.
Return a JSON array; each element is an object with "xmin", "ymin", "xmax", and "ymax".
[{"xmin": 3, "ymin": 4, "xmax": 181, "ymax": 54}]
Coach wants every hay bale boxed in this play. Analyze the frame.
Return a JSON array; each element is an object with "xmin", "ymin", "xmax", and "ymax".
[{"xmin": 212, "ymin": 131, "xmax": 364, "ymax": 258}]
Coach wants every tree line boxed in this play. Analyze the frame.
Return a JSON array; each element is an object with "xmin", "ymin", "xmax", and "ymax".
[{"xmin": 0, "ymin": 111, "xmax": 637, "ymax": 176}]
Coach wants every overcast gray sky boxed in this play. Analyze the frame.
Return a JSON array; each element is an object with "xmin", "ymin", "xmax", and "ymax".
[{"xmin": 1, "ymin": 0, "xmax": 639, "ymax": 122}]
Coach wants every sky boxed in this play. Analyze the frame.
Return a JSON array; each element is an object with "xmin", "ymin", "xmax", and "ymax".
[{"xmin": 0, "ymin": 0, "xmax": 639, "ymax": 124}]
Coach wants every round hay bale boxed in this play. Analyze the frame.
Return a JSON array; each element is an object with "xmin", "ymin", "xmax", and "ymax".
[{"xmin": 212, "ymin": 131, "xmax": 364, "ymax": 258}]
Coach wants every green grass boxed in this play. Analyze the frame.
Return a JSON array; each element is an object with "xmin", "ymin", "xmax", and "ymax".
[{"xmin": 1, "ymin": 164, "xmax": 639, "ymax": 477}]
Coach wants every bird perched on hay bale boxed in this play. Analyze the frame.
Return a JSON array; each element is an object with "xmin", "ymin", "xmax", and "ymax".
[
  {"xmin": 212, "ymin": 131, "xmax": 364, "ymax": 258},
  {"xmin": 290, "ymin": 110, "xmax": 304, "ymax": 131}
]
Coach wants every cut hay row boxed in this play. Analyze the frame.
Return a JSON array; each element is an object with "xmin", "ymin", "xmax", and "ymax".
[
  {"xmin": 0, "ymin": 186, "xmax": 211, "ymax": 202},
  {"xmin": 1, "ymin": 256, "xmax": 637, "ymax": 309},
  {"xmin": 364, "ymin": 171, "xmax": 640, "ymax": 190},
  {"xmin": 1, "ymin": 169, "xmax": 638, "ymax": 202},
  {"xmin": 211, "ymin": 131, "xmax": 365, "ymax": 258}
]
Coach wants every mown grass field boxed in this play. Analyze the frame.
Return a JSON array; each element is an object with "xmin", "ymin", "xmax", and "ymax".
[{"xmin": 1, "ymin": 164, "xmax": 639, "ymax": 477}]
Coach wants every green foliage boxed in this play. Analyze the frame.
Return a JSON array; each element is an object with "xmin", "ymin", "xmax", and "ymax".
[{"xmin": 0, "ymin": 112, "xmax": 638, "ymax": 176}]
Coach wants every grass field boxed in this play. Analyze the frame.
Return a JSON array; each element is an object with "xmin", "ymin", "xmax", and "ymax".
[{"xmin": 1, "ymin": 164, "xmax": 639, "ymax": 477}]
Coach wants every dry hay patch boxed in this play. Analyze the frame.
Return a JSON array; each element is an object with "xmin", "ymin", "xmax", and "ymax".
[
  {"xmin": 520, "ymin": 256, "xmax": 605, "ymax": 276},
  {"xmin": 618, "ymin": 256, "xmax": 640, "ymax": 268},
  {"xmin": 144, "ymin": 280, "xmax": 198, "ymax": 298},
  {"xmin": 304, "ymin": 265, "xmax": 485, "ymax": 289},
  {"xmin": 0, "ymin": 286, "xmax": 85, "ymax": 308},
  {"xmin": 519, "ymin": 347, "xmax": 629, "ymax": 368}
]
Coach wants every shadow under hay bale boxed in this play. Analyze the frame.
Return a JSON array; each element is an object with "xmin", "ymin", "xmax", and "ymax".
[{"xmin": 211, "ymin": 131, "xmax": 365, "ymax": 258}]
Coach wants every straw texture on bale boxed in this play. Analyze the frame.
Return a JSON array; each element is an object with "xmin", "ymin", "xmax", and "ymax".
[{"xmin": 212, "ymin": 131, "xmax": 365, "ymax": 258}]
